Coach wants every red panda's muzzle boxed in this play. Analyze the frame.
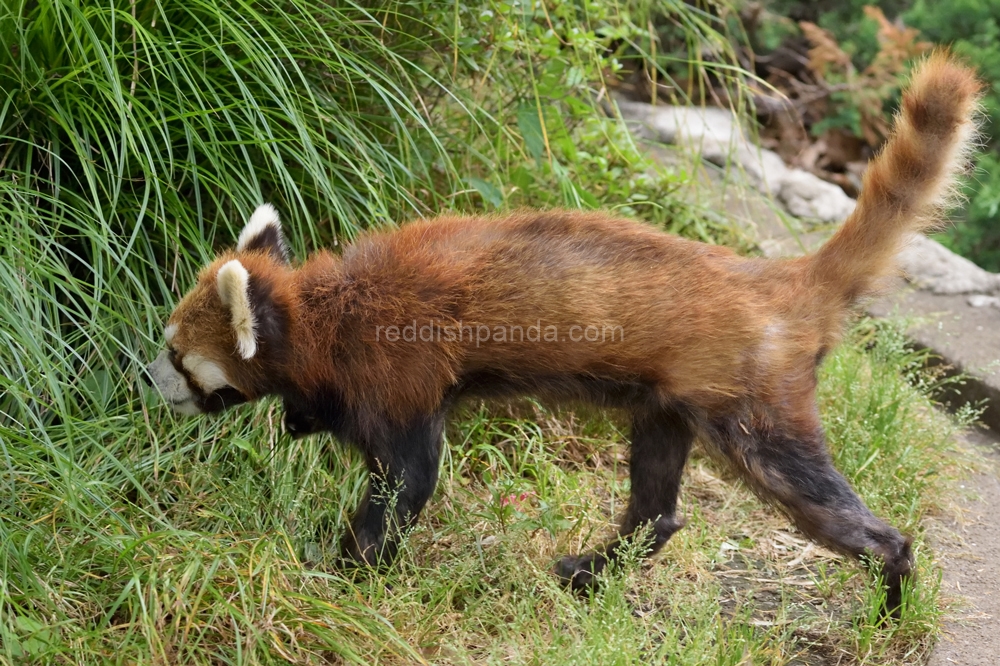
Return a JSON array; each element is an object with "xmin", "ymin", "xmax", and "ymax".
[{"xmin": 146, "ymin": 350, "xmax": 249, "ymax": 415}]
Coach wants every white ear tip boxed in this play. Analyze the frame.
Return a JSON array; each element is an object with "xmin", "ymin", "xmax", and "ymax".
[
  {"xmin": 216, "ymin": 259, "xmax": 257, "ymax": 359},
  {"xmin": 237, "ymin": 203, "xmax": 283, "ymax": 254},
  {"xmin": 236, "ymin": 335, "xmax": 257, "ymax": 360},
  {"xmin": 250, "ymin": 203, "xmax": 280, "ymax": 229},
  {"xmin": 218, "ymin": 258, "xmax": 248, "ymax": 277},
  {"xmin": 216, "ymin": 260, "xmax": 249, "ymax": 305}
]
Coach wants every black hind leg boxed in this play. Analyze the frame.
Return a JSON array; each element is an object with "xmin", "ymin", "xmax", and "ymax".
[
  {"xmin": 705, "ymin": 413, "xmax": 913, "ymax": 617},
  {"xmin": 557, "ymin": 405, "xmax": 693, "ymax": 590}
]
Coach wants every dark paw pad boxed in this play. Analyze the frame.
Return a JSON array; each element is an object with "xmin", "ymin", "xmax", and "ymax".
[
  {"xmin": 341, "ymin": 532, "xmax": 397, "ymax": 570},
  {"xmin": 555, "ymin": 554, "xmax": 607, "ymax": 592},
  {"xmin": 879, "ymin": 537, "xmax": 915, "ymax": 621}
]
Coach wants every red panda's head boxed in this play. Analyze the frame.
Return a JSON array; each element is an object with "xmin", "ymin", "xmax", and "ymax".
[{"xmin": 146, "ymin": 204, "xmax": 293, "ymax": 415}]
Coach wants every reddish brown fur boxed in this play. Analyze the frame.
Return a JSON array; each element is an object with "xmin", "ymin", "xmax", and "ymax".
[
  {"xmin": 153, "ymin": 54, "xmax": 981, "ymax": 614},
  {"xmin": 193, "ymin": 56, "xmax": 980, "ymax": 431}
]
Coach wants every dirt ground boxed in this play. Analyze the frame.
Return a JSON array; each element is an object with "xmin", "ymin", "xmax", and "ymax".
[{"xmin": 927, "ymin": 429, "xmax": 1000, "ymax": 666}]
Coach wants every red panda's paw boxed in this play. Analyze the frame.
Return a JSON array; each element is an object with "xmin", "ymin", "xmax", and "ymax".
[
  {"xmin": 877, "ymin": 536, "xmax": 915, "ymax": 622},
  {"xmin": 341, "ymin": 531, "xmax": 398, "ymax": 570},
  {"xmin": 555, "ymin": 553, "xmax": 609, "ymax": 593}
]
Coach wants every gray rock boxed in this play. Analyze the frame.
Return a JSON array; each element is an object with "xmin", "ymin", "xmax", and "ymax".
[
  {"xmin": 638, "ymin": 104, "xmax": 738, "ymax": 148},
  {"xmin": 777, "ymin": 170, "xmax": 857, "ymax": 223},
  {"xmin": 618, "ymin": 97, "xmax": 1000, "ymax": 296},
  {"xmin": 620, "ymin": 101, "xmax": 849, "ymax": 209},
  {"xmin": 967, "ymin": 294, "xmax": 1000, "ymax": 308},
  {"xmin": 614, "ymin": 99, "xmax": 654, "ymax": 123},
  {"xmin": 898, "ymin": 235, "xmax": 1000, "ymax": 295},
  {"xmin": 638, "ymin": 103, "xmax": 790, "ymax": 196},
  {"xmin": 735, "ymin": 147, "xmax": 789, "ymax": 197}
]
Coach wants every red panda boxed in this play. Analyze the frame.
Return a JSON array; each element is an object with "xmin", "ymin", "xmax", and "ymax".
[{"xmin": 146, "ymin": 53, "xmax": 980, "ymax": 616}]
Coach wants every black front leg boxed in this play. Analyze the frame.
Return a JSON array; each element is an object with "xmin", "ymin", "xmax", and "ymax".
[
  {"xmin": 282, "ymin": 392, "xmax": 347, "ymax": 439},
  {"xmin": 343, "ymin": 412, "xmax": 446, "ymax": 567}
]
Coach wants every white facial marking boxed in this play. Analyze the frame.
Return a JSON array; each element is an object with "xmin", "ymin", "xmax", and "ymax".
[
  {"xmin": 182, "ymin": 352, "xmax": 231, "ymax": 393},
  {"xmin": 171, "ymin": 399, "xmax": 203, "ymax": 416},
  {"xmin": 216, "ymin": 259, "xmax": 258, "ymax": 359},
  {"xmin": 164, "ymin": 323, "xmax": 178, "ymax": 345},
  {"xmin": 236, "ymin": 203, "xmax": 284, "ymax": 255},
  {"xmin": 147, "ymin": 350, "xmax": 201, "ymax": 415}
]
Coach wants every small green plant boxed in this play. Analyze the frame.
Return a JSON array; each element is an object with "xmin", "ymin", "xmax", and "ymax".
[{"xmin": 798, "ymin": 6, "xmax": 929, "ymax": 146}]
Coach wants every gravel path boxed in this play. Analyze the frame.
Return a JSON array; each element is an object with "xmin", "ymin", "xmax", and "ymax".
[{"xmin": 927, "ymin": 429, "xmax": 1000, "ymax": 666}]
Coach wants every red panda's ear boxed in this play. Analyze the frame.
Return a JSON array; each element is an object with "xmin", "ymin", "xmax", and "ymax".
[
  {"xmin": 216, "ymin": 259, "xmax": 257, "ymax": 359},
  {"xmin": 237, "ymin": 203, "xmax": 289, "ymax": 263}
]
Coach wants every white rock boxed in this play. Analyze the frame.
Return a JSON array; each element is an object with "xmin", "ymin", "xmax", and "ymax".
[
  {"xmin": 615, "ymin": 100, "xmax": 659, "ymax": 142},
  {"xmin": 778, "ymin": 170, "xmax": 857, "ymax": 223},
  {"xmin": 732, "ymin": 146, "xmax": 789, "ymax": 197},
  {"xmin": 618, "ymin": 98, "xmax": 1000, "ymax": 296},
  {"xmin": 898, "ymin": 235, "xmax": 1000, "ymax": 294},
  {"xmin": 967, "ymin": 294, "xmax": 1000, "ymax": 308},
  {"xmin": 615, "ymin": 99, "xmax": 656, "ymax": 124},
  {"xmin": 640, "ymin": 105, "xmax": 790, "ymax": 196},
  {"xmin": 644, "ymin": 105, "xmax": 738, "ymax": 147}
]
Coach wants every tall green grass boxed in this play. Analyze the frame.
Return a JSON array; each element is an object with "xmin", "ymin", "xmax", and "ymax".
[
  {"xmin": 1, "ymin": 4, "xmax": 457, "ymax": 650},
  {"xmin": 0, "ymin": 0, "xmax": 455, "ymax": 427}
]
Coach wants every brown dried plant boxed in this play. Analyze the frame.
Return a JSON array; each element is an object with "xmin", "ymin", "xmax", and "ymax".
[{"xmin": 800, "ymin": 6, "xmax": 932, "ymax": 147}]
